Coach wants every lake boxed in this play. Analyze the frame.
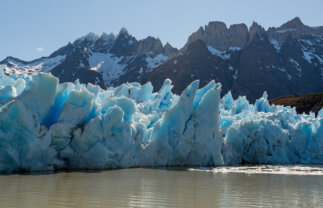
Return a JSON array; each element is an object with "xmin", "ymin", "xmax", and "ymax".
[{"xmin": 0, "ymin": 166, "xmax": 322, "ymax": 207}]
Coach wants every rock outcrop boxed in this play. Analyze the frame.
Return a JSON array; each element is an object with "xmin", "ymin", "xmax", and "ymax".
[
  {"xmin": 1, "ymin": 17, "xmax": 322, "ymax": 102},
  {"xmin": 141, "ymin": 17, "xmax": 323, "ymax": 101},
  {"xmin": 270, "ymin": 93, "xmax": 323, "ymax": 115},
  {"xmin": 184, "ymin": 21, "xmax": 249, "ymax": 51}
]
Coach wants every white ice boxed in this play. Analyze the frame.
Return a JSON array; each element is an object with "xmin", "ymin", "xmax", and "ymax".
[{"xmin": 0, "ymin": 65, "xmax": 322, "ymax": 172}]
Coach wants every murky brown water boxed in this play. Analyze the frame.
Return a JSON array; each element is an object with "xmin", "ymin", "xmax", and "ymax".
[{"xmin": 0, "ymin": 167, "xmax": 323, "ymax": 207}]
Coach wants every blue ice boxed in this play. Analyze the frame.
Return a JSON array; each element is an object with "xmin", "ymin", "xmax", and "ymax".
[{"xmin": 0, "ymin": 66, "xmax": 322, "ymax": 172}]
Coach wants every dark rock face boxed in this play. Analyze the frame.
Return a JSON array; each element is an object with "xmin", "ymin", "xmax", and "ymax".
[
  {"xmin": 164, "ymin": 42, "xmax": 179, "ymax": 56},
  {"xmin": 267, "ymin": 17, "xmax": 323, "ymax": 44},
  {"xmin": 270, "ymin": 93, "xmax": 323, "ymax": 115},
  {"xmin": 141, "ymin": 40, "xmax": 236, "ymax": 95},
  {"xmin": 109, "ymin": 29, "xmax": 139, "ymax": 57},
  {"xmin": 1, "ymin": 28, "xmax": 178, "ymax": 89},
  {"xmin": 141, "ymin": 18, "xmax": 323, "ymax": 102},
  {"xmin": 184, "ymin": 22, "xmax": 249, "ymax": 51},
  {"xmin": 50, "ymin": 46, "xmax": 106, "ymax": 88},
  {"xmin": 136, "ymin": 36, "xmax": 163, "ymax": 56},
  {"xmin": 1, "ymin": 17, "xmax": 322, "ymax": 102},
  {"xmin": 249, "ymin": 22, "xmax": 265, "ymax": 41}
]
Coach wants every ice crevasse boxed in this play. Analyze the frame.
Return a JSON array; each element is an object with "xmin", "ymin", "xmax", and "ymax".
[{"xmin": 0, "ymin": 66, "xmax": 322, "ymax": 172}]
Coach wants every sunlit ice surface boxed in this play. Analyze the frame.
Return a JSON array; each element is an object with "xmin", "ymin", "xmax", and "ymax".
[{"xmin": 0, "ymin": 65, "xmax": 322, "ymax": 173}]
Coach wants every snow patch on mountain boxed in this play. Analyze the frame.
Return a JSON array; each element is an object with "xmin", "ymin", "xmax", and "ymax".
[
  {"xmin": 233, "ymin": 70, "xmax": 238, "ymax": 79},
  {"xmin": 289, "ymin": 58, "xmax": 302, "ymax": 77},
  {"xmin": 301, "ymin": 41, "xmax": 323, "ymax": 66},
  {"xmin": 275, "ymin": 29, "xmax": 296, "ymax": 34},
  {"xmin": 145, "ymin": 54, "xmax": 168, "ymax": 70},
  {"xmin": 3, "ymin": 55, "xmax": 66, "ymax": 75},
  {"xmin": 269, "ymin": 39, "xmax": 281, "ymax": 52},
  {"xmin": 303, "ymin": 50, "xmax": 314, "ymax": 64},
  {"xmin": 300, "ymin": 39, "xmax": 314, "ymax": 46},
  {"xmin": 302, "ymin": 48, "xmax": 322, "ymax": 66},
  {"xmin": 207, "ymin": 46, "xmax": 230, "ymax": 59},
  {"xmin": 228, "ymin": 47, "xmax": 241, "ymax": 51},
  {"xmin": 89, "ymin": 52, "xmax": 128, "ymax": 85}
]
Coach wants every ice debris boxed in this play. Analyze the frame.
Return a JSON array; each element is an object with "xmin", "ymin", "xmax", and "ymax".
[{"xmin": 0, "ymin": 66, "xmax": 322, "ymax": 172}]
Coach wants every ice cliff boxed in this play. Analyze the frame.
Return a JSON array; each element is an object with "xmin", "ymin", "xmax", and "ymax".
[{"xmin": 0, "ymin": 66, "xmax": 322, "ymax": 172}]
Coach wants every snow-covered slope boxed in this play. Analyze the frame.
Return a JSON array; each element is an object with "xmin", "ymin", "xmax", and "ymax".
[
  {"xmin": 88, "ymin": 52, "xmax": 169, "ymax": 85},
  {"xmin": 2, "ymin": 55, "xmax": 66, "ymax": 75},
  {"xmin": 85, "ymin": 30, "xmax": 176, "ymax": 86},
  {"xmin": 0, "ymin": 29, "xmax": 178, "ymax": 89},
  {"xmin": 89, "ymin": 52, "xmax": 128, "ymax": 85},
  {"xmin": 1, "ymin": 17, "xmax": 322, "ymax": 101},
  {"xmin": 145, "ymin": 53, "xmax": 168, "ymax": 70},
  {"xmin": 0, "ymin": 67, "xmax": 322, "ymax": 172}
]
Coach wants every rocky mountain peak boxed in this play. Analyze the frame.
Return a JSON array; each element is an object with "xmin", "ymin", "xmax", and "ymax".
[
  {"xmin": 227, "ymin": 23, "xmax": 249, "ymax": 48},
  {"xmin": 49, "ymin": 41, "xmax": 75, "ymax": 57},
  {"xmin": 185, "ymin": 21, "xmax": 249, "ymax": 51},
  {"xmin": 109, "ymin": 28, "xmax": 138, "ymax": 56},
  {"xmin": 101, "ymin": 32, "xmax": 116, "ymax": 41},
  {"xmin": 91, "ymin": 33, "xmax": 116, "ymax": 53},
  {"xmin": 74, "ymin": 32, "xmax": 100, "ymax": 46},
  {"xmin": 118, "ymin": 27, "xmax": 130, "ymax": 37},
  {"xmin": 2, "ymin": 56, "xmax": 25, "ymax": 64},
  {"xmin": 164, "ymin": 42, "xmax": 178, "ymax": 56},
  {"xmin": 185, "ymin": 26, "xmax": 205, "ymax": 47},
  {"xmin": 281, "ymin": 17, "xmax": 304, "ymax": 28},
  {"xmin": 249, "ymin": 21, "xmax": 265, "ymax": 41},
  {"xmin": 2, "ymin": 18, "xmax": 322, "ymax": 104},
  {"xmin": 266, "ymin": 17, "xmax": 323, "ymax": 44},
  {"xmin": 206, "ymin": 21, "xmax": 228, "ymax": 34},
  {"xmin": 116, "ymin": 28, "xmax": 136, "ymax": 42},
  {"xmin": 136, "ymin": 36, "xmax": 164, "ymax": 56}
]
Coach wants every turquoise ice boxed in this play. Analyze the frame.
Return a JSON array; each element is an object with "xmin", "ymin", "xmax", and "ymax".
[{"xmin": 0, "ymin": 66, "xmax": 322, "ymax": 172}]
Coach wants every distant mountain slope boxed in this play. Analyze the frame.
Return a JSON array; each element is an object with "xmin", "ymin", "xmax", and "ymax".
[
  {"xmin": 0, "ymin": 28, "xmax": 178, "ymax": 89},
  {"xmin": 140, "ymin": 17, "xmax": 323, "ymax": 101},
  {"xmin": 1, "ymin": 17, "xmax": 322, "ymax": 101}
]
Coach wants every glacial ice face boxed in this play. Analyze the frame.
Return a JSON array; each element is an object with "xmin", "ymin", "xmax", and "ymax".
[
  {"xmin": 0, "ymin": 65, "xmax": 322, "ymax": 172},
  {"xmin": 220, "ymin": 92, "xmax": 323, "ymax": 165}
]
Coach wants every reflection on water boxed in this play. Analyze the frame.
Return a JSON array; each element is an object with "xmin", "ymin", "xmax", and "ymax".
[
  {"xmin": 190, "ymin": 165, "xmax": 323, "ymax": 175},
  {"xmin": 0, "ymin": 167, "xmax": 323, "ymax": 207}
]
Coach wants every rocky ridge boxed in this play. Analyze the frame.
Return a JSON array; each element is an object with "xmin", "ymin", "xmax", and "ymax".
[{"xmin": 1, "ymin": 17, "xmax": 322, "ymax": 102}]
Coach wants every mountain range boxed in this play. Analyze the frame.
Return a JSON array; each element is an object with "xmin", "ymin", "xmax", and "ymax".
[{"xmin": 1, "ymin": 17, "xmax": 323, "ymax": 102}]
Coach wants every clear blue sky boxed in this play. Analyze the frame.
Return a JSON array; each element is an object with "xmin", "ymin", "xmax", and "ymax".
[{"xmin": 1, "ymin": 0, "xmax": 322, "ymax": 61}]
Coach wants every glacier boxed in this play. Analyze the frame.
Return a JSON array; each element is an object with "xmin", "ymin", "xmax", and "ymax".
[{"xmin": 0, "ymin": 66, "xmax": 322, "ymax": 172}]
